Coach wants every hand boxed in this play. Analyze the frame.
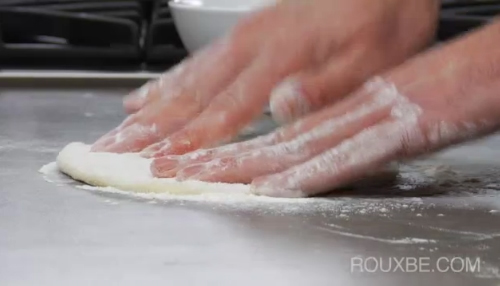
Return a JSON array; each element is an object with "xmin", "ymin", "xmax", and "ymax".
[
  {"xmin": 91, "ymin": 0, "xmax": 438, "ymax": 155},
  {"xmin": 151, "ymin": 21, "xmax": 500, "ymax": 197}
]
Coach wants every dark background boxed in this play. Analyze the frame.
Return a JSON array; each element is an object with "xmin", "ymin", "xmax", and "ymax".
[{"xmin": 0, "ymin": 0, "xmax": 499, "ymax": 71}]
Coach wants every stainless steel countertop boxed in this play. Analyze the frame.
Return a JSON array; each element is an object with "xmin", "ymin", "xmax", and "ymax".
[{"xmin": 1, "ymin": 87, "xmax": 500, "ymax": 286}]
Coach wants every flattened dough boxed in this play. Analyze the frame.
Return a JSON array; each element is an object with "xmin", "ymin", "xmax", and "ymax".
[{"xmin": 56, "ymin": 142, "xmax": 251, "ymax": 195}]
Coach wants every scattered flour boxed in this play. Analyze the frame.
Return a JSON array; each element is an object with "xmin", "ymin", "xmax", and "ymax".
[
  {"xmin": 39, "ymin": 161, "xmax": 58, "ymax": 175},
  {"xmin": 39, "ymin": 159, "xmax": 427, "ymax": 218},
  {"xmin": 317, "ymin": 226, "xmax": 437, "ymax": 245},
  {"xmin": 39, "ymin": 154, "xmax": 500, "ymax": 250}
]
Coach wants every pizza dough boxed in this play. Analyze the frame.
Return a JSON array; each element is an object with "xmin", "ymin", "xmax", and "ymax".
[
  {"xmin": 55, "ymin": 142, "xmax": 399, "ymax": 197},
  {"xmin": 56, "ymin": 142, "xmax": 251, "ymax": 195}
]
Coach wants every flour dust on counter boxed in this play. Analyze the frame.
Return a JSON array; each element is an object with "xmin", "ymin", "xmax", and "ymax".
[
  {"xmin": 38, "ymin": 140, "xmax": 500, "ymax": 218},
  {"xmin": 43, "ymin": 142, "xmax": 398, "ymax": 201}
]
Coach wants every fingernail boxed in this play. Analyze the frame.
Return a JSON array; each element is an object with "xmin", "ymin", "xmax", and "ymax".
[
  {"xmin": 140, "ymin": 143, "xmax": 163, "ymax": 158},
  {"xmin": 183, "ymin": 149, "xmax": 212, "ymax": 162},
  {"xmin": 150, "ymin": 160, "xmax": 177, "ymax": 178},
  {"xmin": 157, "ymin": 138, "xmax": 194, "ymax": 156},
  {"xmin": 176, "ymin": 164, "xmax": 206, "ymax": 181},
  {"xmin": 91, "ymin": 127, "xmax": 121, "ymax": 151},
  {"xmin": 270, "ymin": 78, "xmax": 311, "ymax": 124},
  {"xmin": 148, "ymin": 140, "xmax": 172, "ymax": 158},
  {"xmin": 140, "ymin": 149, "xmax": 155, "ymax": 158},
  {"xmin": 152, "ymin": 157, "xmax": 180, "ymax": 173}
]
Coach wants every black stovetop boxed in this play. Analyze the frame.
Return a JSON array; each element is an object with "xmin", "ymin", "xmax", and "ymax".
[
  {"xmin": 0, "ymin": 0, "xmax": 185, "ymax": 71},
  {"xmin": 0, "ymin": 0, "xmax": 499, "ymax": 71}
]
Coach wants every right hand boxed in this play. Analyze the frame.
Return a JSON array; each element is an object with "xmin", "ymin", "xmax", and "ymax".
[{"xmin": 151, "ymin": 20, "xmax": 500, "ymax": 197}]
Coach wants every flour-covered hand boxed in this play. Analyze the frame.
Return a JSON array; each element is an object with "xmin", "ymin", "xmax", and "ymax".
[
  {"xmin": 91, "ymin": 0, "xmax": 438, "ymax": 154},
  {"xmin": 152, "ymin": 21, "xmax": 500, "ymax": 197}
]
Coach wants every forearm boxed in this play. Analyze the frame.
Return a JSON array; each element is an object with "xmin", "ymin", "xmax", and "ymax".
[
  {"xmin": 382, "ymin": 19, "xmax": 500, "ymax": 154},
  {"xmin": 393, "ymin": 18, "xmax": 500, "ymax": 108}
]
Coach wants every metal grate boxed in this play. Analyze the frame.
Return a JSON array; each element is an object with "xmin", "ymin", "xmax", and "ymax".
[
  {"xmin": 0, "ymin": 0, "xmax": 186, "ymax": 70},
  {"xmin": 1, "ymin": 0, "xmax": 498, "ymax": 70},
  {"xmin": 439, "ymin": 0, "xmax": 500, "ymax": 41}
]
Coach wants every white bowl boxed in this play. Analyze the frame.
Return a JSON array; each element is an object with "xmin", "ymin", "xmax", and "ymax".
[{"xmin": 169, "ymin": 0, "xmax": 275, "ymax": 53}]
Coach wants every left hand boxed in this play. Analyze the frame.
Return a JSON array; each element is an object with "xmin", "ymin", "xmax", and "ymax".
[{"xmin": 91, "ymin": 0, "xmax": 438, "ymax": 155}]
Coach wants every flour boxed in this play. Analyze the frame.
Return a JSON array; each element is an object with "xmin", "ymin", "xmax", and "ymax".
[
  {"xmin": 75, "ymin": 184, "xmax": 312, "ymax": 205},
  {"xmin": 43, "ymin": 150, "xmax": 487, "ymax": 248},
  {"xmin": 115, "ymin": 132, "xmax": 124, "ymax": 144},
  {"xmin": 317, "ymin": 226, "xmax": 437, "ymax": 245},
  {"xmin": 39, "ymin": 161, "xmax": 75, "ymax": 185},
  {"xmin": 67, "ymin": 180, "xmax": 431, "ymax": 219},
  {"xmin": 39, "ymin": 161, "xmax": 57, "ymax": 175},
  {"xmin": 39, "ymin": 150, "xmax": 429, "ymax": 217}
]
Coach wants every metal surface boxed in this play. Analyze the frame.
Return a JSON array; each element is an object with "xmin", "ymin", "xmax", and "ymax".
[{"xmin": 1, "ymin": 87, "xmax": 500, "ymax": 286}]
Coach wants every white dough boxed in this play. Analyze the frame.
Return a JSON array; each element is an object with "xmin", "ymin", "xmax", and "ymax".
[{"xmin": 56, "ymin": 142, "xmax": 251, "ymax": 196}]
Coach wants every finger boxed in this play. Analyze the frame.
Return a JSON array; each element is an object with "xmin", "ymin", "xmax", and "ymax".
[
  {"xmin": 250, "ymin": 75, "xmax": 426, "ymax": 198},
  {"xmin": 270, "ymin": 46, "xmax": 390, "ymax": 124},
  {"xmin": 250, "ymin": 119, "xmax": 412, "ymax": 197},
  {"xmin": 93, "ymin": 123, "xmax": 162, "ymax": 153},
  {"xmin": 140, "ymin": 140, "xmax": 167, "ymax": 158},
  {"xmin": 150, "ymin": 126, "xmax": 279, "ymax": 160},
  {"xmin": 122, "ymin": 39, "xmax": 236, "ymax": 114},
  {"xmin": 151, "ymin": 44, "xmax": 333, "ymax": 157},
  {"xmin": 91, "ymin": 115, "xmax": 138, "ymax": 151},
  {"xmin": 150, "ymin": 77, "xmax": 397, "ymax": 175},
  {"xmin": 93, "ymin": 37, "xmax": 256, "ymax": 153},
  {"xmin": 150, "ymin": 133, "xmax": 279, "ymax": 177},
  {"xmin": 93, "ymin": 96, "xmax": 198, "ymax": 153},
  {"xmin": 173, "ymin": 91, "xmax": 390, "ymax": 183},
  {"xmin": 150, "ymin": 67, "xmax": 287, "ymax": 156},
  {"xmin": 250, "ymin": 77, "xmax": 426, "ymax": 197},
  {"xmin": 175, "ymin": 112, "xmax": 388, "ymax": 183}
]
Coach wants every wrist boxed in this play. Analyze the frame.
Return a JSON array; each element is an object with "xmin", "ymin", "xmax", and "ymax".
[{"xmin": 387, "ymin": 20, "xmax": 500, "ymax": 146}]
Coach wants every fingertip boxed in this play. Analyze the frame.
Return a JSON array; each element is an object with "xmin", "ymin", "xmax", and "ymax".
[
  {"xmin": 91, "ymin": 124, "xmax": 126, "ymax": 152},
  {"xmin": 150, "ymin": 159, "xmax": 178, "ymax": 178},
  {"xmin": 141, "ymin": 142, "xmax": 165, "ymax": 158},
  {"xmin": 90, "ymin": 136, "xmax": 116, "ymax": 152},
  {"xmin": 151, "ymin": 156, "xmax": 180, "ymax": 172},
  {"xmin": 176, "ymin": 164, "xmax": 207, "ymax": 181},
  {"xmin": 156, "ymin": 135, "xmax": 197, "ymax": 156},
  {"xmin": 123, "ymin": 97, "xmax": 145, "ymax": 114},
  {"xmin": 98, "ymin": 123, "xmax": 161, "ymax": 154}
]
